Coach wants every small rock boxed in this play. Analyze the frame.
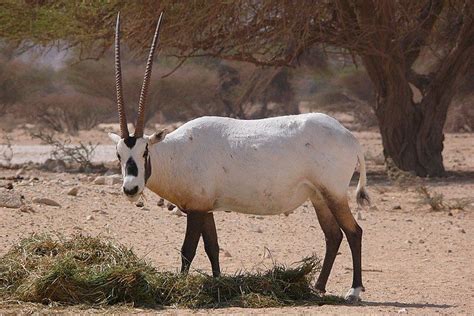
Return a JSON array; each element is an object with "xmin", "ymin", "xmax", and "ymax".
[
  {"xmin": 157, "ymin": 198, "xmax": 165, "ymax": 207},
  {"xmin": 106, "ymin": 174, "xmax": 122, "ymax": 185},
  {"xmin": 223, "ymin": 250, "xmax": 232, "ymax": 257},
  {"xmin": 67, "ymin": 187, "xmax": 79, "ymax": 196},
  {"xmin": 136, "ymin": 201, "xmax": 144, "ymax": 207},
  {"xmin": 397, "ymin": 308, "xmax": 408, "ymax": 314},
  {"xmin": 142, "ymin": 207, "xmax": 150, "ymax": 211},
  {"xmin": 392, "ymin": 204, "xmax": 402, "ymax": 210},
  {"xmin": 256, "ymin": 216, "xmax": 264, "ymax": 219},
  {"xmin": 93, "ymin": 176, "xmax": 106, "ymax": 185},
  {"xmin": 460, "ymin": 228, "xmax": 466, "ymax": 234},
  {"xmin": 447, "ymin": 249, "xmax": 452, "ymax": 253},
  {"xmin": 43, "ymin": 159, "xmax": 66, "ymax": 172},
  {"xmin": 19, "ymin": 205, "xmax": 35, "ymax": 213},
  {"xmin": 5, "ymin": 183, "xmax": 13, "ymax": 190},
  {"xmin": 167, "ymin": 203, "xmax": 176, "ymax": 211},
  {"xmin": 419, "ymin": 239, "xmax": 425, "ymax": 244},
  {"xmin": 86, "ymin": 215, "xmax": 94, "ymax": 221},
  {"xmin": 170, "ymin": 208, "xmax": 185, "ymax": 217},
  {"xmin": 357, "ymin": 212, "xmax": 364, "ymax": 220},
  {"xmin": 0, "ymin": 191, "xmax": 23, "ymax": 208},
  {"xmin": 32, "ymin": 197, "xmax": 61, "ymax": 207}
]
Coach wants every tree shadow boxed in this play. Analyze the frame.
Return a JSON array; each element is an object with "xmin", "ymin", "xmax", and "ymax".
[{"xmin": 361, "ymin": 300, "xmax": 454, "ymax": 309}]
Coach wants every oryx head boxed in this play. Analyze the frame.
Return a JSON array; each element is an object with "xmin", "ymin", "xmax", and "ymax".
[{"xmin": 108, "ymin": 12, "xmax": 167, "ymax": 201}]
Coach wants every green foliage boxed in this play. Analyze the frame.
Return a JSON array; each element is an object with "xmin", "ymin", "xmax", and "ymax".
[
  {"xmin": 0, "ymin": 234, "xmax": 342, "ymax": 308},
  {"xmin": 0, "ymin": 1, "xmax": 117, "ymax": 53}
]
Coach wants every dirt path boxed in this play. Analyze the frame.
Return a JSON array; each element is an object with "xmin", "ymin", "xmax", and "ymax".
[{"xmin": 1, "ymin": 132, "xmax": 473, "ymax": 314}]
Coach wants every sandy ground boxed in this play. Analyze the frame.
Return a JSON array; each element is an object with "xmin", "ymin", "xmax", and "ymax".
[{"xmin": 0, "ymin": 131, "xmax": 473, "ymax": 314}]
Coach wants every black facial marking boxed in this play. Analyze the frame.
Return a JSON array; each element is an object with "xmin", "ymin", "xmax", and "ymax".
[
  {"xmin": 145, "ymin": 154, "xmax": 152, "ymax": 184},
  {"xmin": 126, "ymin": 157, "xmax": 138, "ymax": 176},
  {"xmin": 124, "ymin": 137, "xmax": 137, "ymax": 148},
  {"xmin": 144, "ymin": 144, "xmax": 152, "ymax": 184},
  {"xmin": 143, "ymin": 144, "xmax": 149, "ymax": 158}
]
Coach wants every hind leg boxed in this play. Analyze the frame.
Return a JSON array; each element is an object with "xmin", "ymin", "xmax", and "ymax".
[
  {"xmin": 311, "ymin": 193, "xmax": 343, "ymax": 294},
  {"xmin": 325, "ymin": 195, "xmax": 364, "ymax": 303},
  {"xmin": 180, "ymin": 212, "xmax": 202, "ymax": 274}
]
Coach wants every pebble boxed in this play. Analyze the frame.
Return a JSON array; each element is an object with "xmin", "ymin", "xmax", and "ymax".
[
  {"xmin": 32, "ymin": 197, "xmax": 61, "ymax": 207},
  {"xmin": 19, "ymin": 205, "xmax": 35, "ymax": 213},
  {"xmin": 0, "ymin": 191, "xmax": 24, "ymax": 208},
  {"xmin": 250, "ymin": 225, "xmax": 263, "ymax": 233},
  {"xmin": 142, "ymin": 207, "xmax": 150, "ymax": 211},
  {"xmin": 86, "ymin": 215, "xmax": 95, "ymax": 221},
  {"xmin": 93, "ymin": 176, "xmax": 106, "ymax": 185},
  {"xmin": 397, "ymin": 308, "xmax": 408, "ymax": 314},
  {"xmin": 167, "ymin": 203, "xmax": 176, "ymax": 211},
  {"xmin": 169, "ymin": 208, "xmax": 185, "ymax": 217},
  {"xmin": 157, "ymin": 198, "xmax": 165, "ymax": 207},
  {"xmin": 392, "ymin": 204, "xmax": 402, "ymax": 210},
  {"xmin": 107, "ymin": 175, "xmax": 122, "ymax": 185},
  {"xmin": 67, "ymin": 187, "xmax": 79, "ymax": 196},
  {"xmin": 223, "ymin": 250, "xmax": 232, "ymax": 258},
  {"xmin": 136, "ymin": 201, "xmax": 144, "ymax": 207}
]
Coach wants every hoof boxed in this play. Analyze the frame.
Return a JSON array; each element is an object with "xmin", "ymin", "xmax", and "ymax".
[{"xmin": 344, "ymin": 287, "xmax": 364, "ymax": 304}]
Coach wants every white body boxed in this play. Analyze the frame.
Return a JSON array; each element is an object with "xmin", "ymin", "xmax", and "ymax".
[{"xmin": 146, "ymin": 113, "xmax": 365, "ymax": 214}]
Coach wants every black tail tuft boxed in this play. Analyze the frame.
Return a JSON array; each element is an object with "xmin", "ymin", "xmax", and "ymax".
[{"xmin": 356, "ymin": 187, "xmax": 371, "ymax": 207}]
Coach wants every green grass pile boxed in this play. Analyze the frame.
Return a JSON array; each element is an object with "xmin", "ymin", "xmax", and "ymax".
[{"xmin": 0, "ymin": 234, "xmax": 343, "ymax": 308}]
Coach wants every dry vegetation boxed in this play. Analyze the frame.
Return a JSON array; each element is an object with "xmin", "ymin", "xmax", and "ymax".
[{"xmin": 0, "ymin": 234, "xmax": 342, "ymax": 308}]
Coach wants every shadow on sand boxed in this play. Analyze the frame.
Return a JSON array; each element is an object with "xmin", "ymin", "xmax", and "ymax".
[{"xmin": 361, "ymin": 300, "xmax": 454, "ymax": 309}]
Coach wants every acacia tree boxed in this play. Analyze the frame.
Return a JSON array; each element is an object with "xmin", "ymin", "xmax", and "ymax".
[{"xmin": 1, "ymin": 0, "xmax": 473, "ymax": 176}]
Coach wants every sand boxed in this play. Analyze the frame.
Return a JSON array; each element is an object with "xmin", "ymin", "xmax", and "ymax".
[{"xmin": 0, "ymin": 131, "xmax": 473, "ymax": 314}]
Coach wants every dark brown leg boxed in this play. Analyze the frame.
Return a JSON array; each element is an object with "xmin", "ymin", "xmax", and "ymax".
[
  {"xmin": 201, "ymin": 212, "xmax": 221, "ymax": 277},
  {"xmin": 326, "ymin": 197, "xmax": 364, "ymax": 296},
  {"xmin": 180, "ymin": 212, "xmax": 202, "ymax": 274},
  {"xmin": 311, "ymin": 198, "xmax": 343, "ymax": 293}
]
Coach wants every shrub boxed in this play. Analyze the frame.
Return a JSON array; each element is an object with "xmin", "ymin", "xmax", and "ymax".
[
  {"xmin": 29, "ymin": 91, "xmax": 113, "ymax": 134},
  {"xmin": 30, "ymin": 130, "xmax": 97, "ymax": 171}
]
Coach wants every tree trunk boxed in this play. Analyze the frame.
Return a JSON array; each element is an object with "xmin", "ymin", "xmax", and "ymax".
[{"xmin": 374, "ymin": 87, "xmax": 446, "ymax": 177}]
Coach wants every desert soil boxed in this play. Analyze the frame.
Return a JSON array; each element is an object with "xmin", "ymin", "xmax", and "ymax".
[{"xmin": 0, "ymin": 131, "xmax": 473, "ymax": 315}]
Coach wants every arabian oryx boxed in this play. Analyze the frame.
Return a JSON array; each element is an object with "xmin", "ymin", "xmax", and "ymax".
[{"xmin": 108, "ymin": 13, "xmax": 370, "ymax": 303}]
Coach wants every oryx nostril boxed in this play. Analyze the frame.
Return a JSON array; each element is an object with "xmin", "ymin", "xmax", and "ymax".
[{"xmin": 123, "ymin": 186, "xmax": 139, "ymax": 196}]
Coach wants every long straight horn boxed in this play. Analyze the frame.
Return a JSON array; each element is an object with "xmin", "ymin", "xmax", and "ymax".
[
  {"xmin": 115, "ymin": 12, "xmax": 129, "ymax": 139},
  {"xmin": 134, "ymin": 12, "xmax": 164, "ymax": 138}
]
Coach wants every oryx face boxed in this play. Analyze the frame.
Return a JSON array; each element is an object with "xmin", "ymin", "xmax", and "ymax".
[
  {"xmin": 109, "ymin": 12, "xmax": 164, "ymax": 201},
  {"xmin": 109, "ymin": 131, "xmax": 166, "ymax": 201}
]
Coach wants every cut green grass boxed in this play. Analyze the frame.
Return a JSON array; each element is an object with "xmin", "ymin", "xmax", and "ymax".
[{"xmin": 0, "ymin": 234, "xmax": 343, "ymax": 308}]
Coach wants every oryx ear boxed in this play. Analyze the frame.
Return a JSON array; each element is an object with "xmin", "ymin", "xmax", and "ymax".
[
  {"xmin": 108, "ymin": 132, "xmax": 122, "ymax": 144},
  {"xmin": 147, "ymin": 129, "xmax": 168, "ymax": 145}
]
